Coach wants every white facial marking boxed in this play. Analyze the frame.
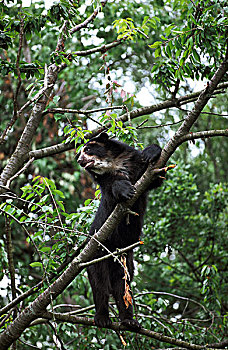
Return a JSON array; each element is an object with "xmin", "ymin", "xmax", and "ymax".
[{"xmin": 78, "ymin": 146, "xmax": 112, "ymax": 174}]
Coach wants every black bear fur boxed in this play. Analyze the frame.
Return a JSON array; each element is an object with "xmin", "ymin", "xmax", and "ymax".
[{"xmin": 78, "ymin": 133, "xmax": 162, "ymax": 329}]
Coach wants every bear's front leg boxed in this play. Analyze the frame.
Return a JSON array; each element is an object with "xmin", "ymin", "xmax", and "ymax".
[
  {"xmin": 112, "ymin": 179, "xmax": 136, "ymax": 202},
  {"xmin": 142, "ymin": 144, "xmax": 164, "ymax": 189}
]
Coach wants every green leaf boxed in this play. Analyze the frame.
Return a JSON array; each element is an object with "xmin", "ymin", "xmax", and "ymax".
[
  {"xmin": 30, "ymin": 262, "xmax": 43, "ymax": 268},
  {"xmin": 54, "ymin": 113, "xmax": 63, "ymax": 121},
  {"xmin": 155, "ymin": 47, "xmax": 161, "ymax": 58},
  {"xmin": 40, "ymin": 247, "xmax": 51, "ymax": 253},
  {"xmin": 165, "ymin": 44, "xmax": 172, "ymax": 58},
  {"xmin": 149, "ymin": 41, "xmax": 162, "ymax": 49},
  {"xmin": 192, "ymin": 49, "xmax": 201, "ymax": 62},
  {"xmin": 164, "ymin": 24, "xmax": 175, "ymax": 36},
  {"xmin": 53, "ymin": 189, "xmax": 65, "ymax": 198}
]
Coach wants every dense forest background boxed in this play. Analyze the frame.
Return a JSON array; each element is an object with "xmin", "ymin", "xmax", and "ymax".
[{"xmin": 0, "ymin": 0, "xmax": 227, "ymax": 349}]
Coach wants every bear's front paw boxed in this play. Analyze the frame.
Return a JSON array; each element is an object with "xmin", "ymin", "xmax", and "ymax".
[
  {"xmin": 94, "ymin": 314, "xmax": 112, "ymax": 328},
  {"xmin": 120, "ymin": 184, "xmax": 136, "ymax": 201},
  {"xmin": 142, "ymin": 144, "xmax": 162, "ymax": 164},
  {"xmin": 112, "ymin": 180, "xmax": 136, "ymax": 202},
  {"xmin": 121, "ymin": 318, "xmax": 141, "ymax": 330}
]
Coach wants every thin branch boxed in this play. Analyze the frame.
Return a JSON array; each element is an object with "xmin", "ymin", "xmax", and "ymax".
[
  {"xmin": 0, "ymin": 16, "xmax": 24, "ymax": 144},
  {"xmin": 6, "ymin": 157, "xmax": 35, "ymax": 188},
  {"xmin": 194, "ymin": 239, "xmax": 215, "ymax": 272},
  {"xmin": 72, "ymin": 38, "xmax": 124, "ymax": 56},
  {"xmin": 46, "ymin": 105, "xmax": 125, "ymax": 116},
  {"xmin": 178, "ymin": 107, "xmax": 228, "ymax": 118},
  {"xmin": 26, "ymin": 82, "xmax": 228, "ymax": 161},
  {"xmin": 117, "ymin": 82, "xmax": 228, "ymax": 126},
  {"xmin": 5, "ymin": 216, "xmax": 17, "ymax": 304},
  {"xmin": 177, "ymin": 249, "xmax": 202, "ymax": 282},
  {"xmin": 18, "ymin": 84, "xmax": 54, "ymax": 115},
  {"xmin": 177, "ymin": 129, "xmax": 228, "ymax": 145},
  {"xmin": 0, "ymin": 236, "xmax": 88, "ymax": 317},
  {"xmin": 171, "ymin": 79, "xmax": 180, "ymax": 99},
  {"xmin": 135, "ymin": 291, "xmax": 209, "ymax": 315},
  {"xmin": 17, "ymin": 338, "xmax": 40, "ymax": 349},
  {"xmin": 69, "ymin": 0, "xmax": 108, "ymax": 34},
  {"xmin": 137, "ymin": 118, "xmax": 186, "ymax": 129}
]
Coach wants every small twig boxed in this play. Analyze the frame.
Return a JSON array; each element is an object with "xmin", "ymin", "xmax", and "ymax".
[
  {"xmin": 136, "ymin": 119, "xmax": 149, "ymax": 128},
  {"xmin": 47, "ymin": 321, "xmax": 66, "ymax": 350},
  {"xmin": 18, "ymin": 84, "xmax": 54, "ymax": 115},
  {"xmin": 0, "ymin": 310, "xmax": 13, "ymax": 329},
  {"xmin": 135, "ymin": 28, "xmax": 149, "ymax": 39},
  {"xmin": 79, "ymin": 240, "xmax": 141, "ymax": 269},
  {"xmin": 72, "ymin": 38, "xmax": 124, "ymax": 57},
  {"xmin": 178, "ymin": 107, "xmax": 228, "ymax": 118},
  {"xmin": 6, "ymin": 157, "xmax": 35, "ymax": 188},
  {"xmin": 17, "ymin": 338, "xmax": 40, "ymax": 349},
  {"xmin": 137, "ymin": 118, "xmax": 186, "ymax": 129},
  {"xmin": 123, "ymin": 105, "xmax": 131, "ymax": 125},
  {"xmin": 171, "ymin": 79, "xmax": 180, "ymax": 99}
]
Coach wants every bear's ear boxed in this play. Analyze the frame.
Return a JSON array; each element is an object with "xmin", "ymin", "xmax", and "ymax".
[{"xmin": 93, "ymin": 132, "xmax": 109, "ymax": 143}]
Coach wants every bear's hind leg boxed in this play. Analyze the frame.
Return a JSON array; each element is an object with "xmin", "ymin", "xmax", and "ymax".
[
  {"xmin": 110, "ymin": 259, "xmax": 141, "ymax": 330},
  {"xmin": 87, "ymin": 263, "xmax": 112, "ymax": 328},
  {"xmin": 111, "ymin": 279, "xmax": 141, "ymax": 330}
]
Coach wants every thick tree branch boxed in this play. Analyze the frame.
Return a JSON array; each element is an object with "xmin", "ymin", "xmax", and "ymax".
[{"xmin": 39, "ymin": 312, "xmax": 225, "ymax": 350}]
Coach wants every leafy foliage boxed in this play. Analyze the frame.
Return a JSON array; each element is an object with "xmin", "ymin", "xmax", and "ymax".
[{"xmin": 150, "ymin": 0, "xmax": 228, "ymax": 86}]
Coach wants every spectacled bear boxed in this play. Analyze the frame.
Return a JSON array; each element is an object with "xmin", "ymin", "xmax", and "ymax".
[{"xmin": 78, "ymin": 132, "xmax": 162, "ymax": 330}]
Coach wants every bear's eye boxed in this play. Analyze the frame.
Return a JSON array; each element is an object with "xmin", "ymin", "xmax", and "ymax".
[{"xmin": 85, "ymin": 146, "xmax": 91, "ymax": 153}]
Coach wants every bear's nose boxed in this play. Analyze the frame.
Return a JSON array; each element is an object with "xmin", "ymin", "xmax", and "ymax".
[{"xmin": 78, "ymin": 154, "xmax": 86, "ymax": 166}]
